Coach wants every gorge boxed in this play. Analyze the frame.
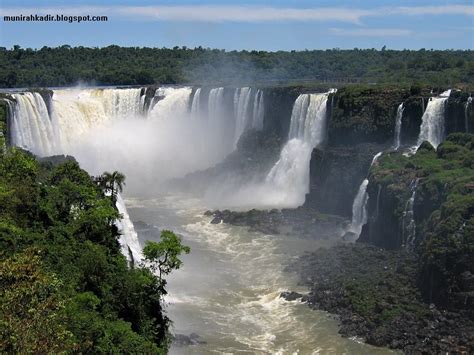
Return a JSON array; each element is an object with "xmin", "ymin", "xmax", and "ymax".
[{"xmin": 1, "ymin": 83, "xmax": 473, "ymax": 353}]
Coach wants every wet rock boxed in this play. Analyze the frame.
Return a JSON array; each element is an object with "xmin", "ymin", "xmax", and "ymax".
[
  {"xmin": 342, "ymin": 231, "xmax": 358, "ymax": 242},
  {"xmin": 280, "ymin": 291, "xmax": 303, "ymax": 301},
  {"xmin": 173, "ymin": 333, "xmax": 206, "ymax": 347},
  {"xmin": 287, "ymin": 243, "xmax": 474, "ymax": 354},
  {"xmin": 205, "ymin": 207, "xmax": 345, "ymax": 240}
]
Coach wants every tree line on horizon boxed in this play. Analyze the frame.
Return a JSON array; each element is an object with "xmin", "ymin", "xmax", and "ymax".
[{"xmin": 0, "ymin": 45, "xmax": 473, "ymax": 88}]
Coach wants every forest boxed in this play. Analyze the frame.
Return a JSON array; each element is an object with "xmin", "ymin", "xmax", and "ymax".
[
  {"xmin": 0, "ymin": 143, "xmax": 189, "ymax": 353},
  {"xmin": 0, "ymin": 45, "xmax": 473, "ymax": 88}
]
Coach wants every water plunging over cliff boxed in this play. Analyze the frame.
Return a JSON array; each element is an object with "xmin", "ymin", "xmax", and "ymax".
[
  {"xmin": 402, "ymin": 179, "xmax": 418, "ymax": 250},
  {"xmin": 265, "ymin": 91, "xmax": 332, "ymax": 206},
  {"xmin": 6, "ymin": 86, "xmax": 396, "ymax": 353},
  {"xmin": 416, "ymin": 90, "xmax": 451, "ymax": 149},
  {"xmin": 466, "ymin": 96, "xmax": 472, "ymax": 133},
  {"xmin": 115, "ymin": 194, "xmax": 143, "ymax": 263},
  {"xmin": 347, "ymin": 152, "xmax": 382, "ymax": 238},
  {"xmin": 191, "ymin": 88, "xmax": 202, "ymax": 118},
  {"xmin": 9, "ymin": 92, "xmax": 58, "ymax": 156},
  {"xmin": 393, "ymin": 103, "xmax": 404, "ymax": 150},
  {"xmin": 233, "ymin": 87, "xmax": 265, "ymax": 146},
  {"xmin": 8, "ymin": 87, "xmax": 155, "ymax": 265}
]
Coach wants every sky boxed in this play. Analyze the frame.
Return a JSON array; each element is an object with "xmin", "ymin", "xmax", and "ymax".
[{"xmin": 0, "ymin": 0, "xmax": 473, "ymax": 51}]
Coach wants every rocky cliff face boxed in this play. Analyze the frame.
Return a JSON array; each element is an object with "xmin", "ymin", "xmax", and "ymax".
[
  {"xmin": 359, "ymin": 134, "xmax": 474, "ymax": 308},
  {"xmin": 0, "ymin": 95, "xmax": 10, "ymax": 146},
  {"xmin": 301, "ymin": 86, "xmax": 472, "ymax": 219}
]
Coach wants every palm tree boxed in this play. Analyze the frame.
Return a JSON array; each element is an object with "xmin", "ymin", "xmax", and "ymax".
[{"xmin": 101, "ymin": 171, "xmax": 126, "ymax": 205}]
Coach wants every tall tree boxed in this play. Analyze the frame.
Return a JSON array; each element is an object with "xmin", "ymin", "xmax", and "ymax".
[{"xmin": 101, "ymin": 171, "xmax": 126, "ymax": 205}]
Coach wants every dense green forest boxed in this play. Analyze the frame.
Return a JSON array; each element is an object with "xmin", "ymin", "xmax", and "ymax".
[
  {"xmin": 0, "ymin": 144, "xmax": 188, "ymax": 353},
  {"xmin": 0, "ymin": 45, "xmax": 473, "ymax": 88}
]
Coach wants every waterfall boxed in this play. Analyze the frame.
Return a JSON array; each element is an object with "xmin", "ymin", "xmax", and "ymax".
[
  {"xmin": 233, "ymin": 87, "xmax": 253, "ymax": 146},
  {"xmin": 208, "ymin": 87, "xmax": 225, "ymax": 125},
  {"xmin": 191, "ymin": 88, "xmax": 202, "ymax": 118},
  {"xmin": 466, "ymin": 96, "xmax": 472, "ymax": 133},
  {"xmin": 115, "ymin": 194, "xmax": 143, "ymax": 264},
  {"xmin": 233, "ymin": 88, "xmax": 264, "ymax": 145},
  {"xmin": 265, "ymin": 91, "xmax": 332, "ymax": 206},
  {"xmin": 393, "ymin": 103, "xmax": 404, "ymax": 150},
  {"xmin": 347, "ymin": 151, "xmax": 382, "ymax": 238},
  {"xmin": 9, "ymin": 92, "xmax": 58, "ymax": 156},
  {"xmin": 8, "ymin": 88, "xmax": 146, "ymax": 155},
  {"xmin": 148, "ymin": 87, "xmax": 192, "ymax": 119},
  {"xmin": 251, "ymin": 89, "xmax": 265, "ymax": 130},
  {"xmin": 349, "ymin": 179, "xmax": 369, "ymax": 236},
  {"xmin": 8, "ymin": 87, "xmax": 152, "ymax": 263},
  {"xmin": 416, "ymin": 89, "xmax": 451, "ymax": 149},
  {"xmin": 402, "ymin": 179, "xmax": 418, "ymax": 250}
]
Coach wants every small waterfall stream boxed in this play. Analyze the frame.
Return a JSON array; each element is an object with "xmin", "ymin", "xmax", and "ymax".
[
  {"xmin": 465, "ymin": 96, "xmax": 472, "ymax": 133},
  {"xmin": 402, "ymin": 179, "xmax": 419, "ymax": 250},
  {"xmin": 416, "ymin": 89, "xmax": 451, "ymax": 149},
  {"xmin": 393, "ymin": 103, "xmax": 404, "ymax": 150},
  {"xmin": 347, "ymin": 152, "xmax": 382, "ymax": 238}
]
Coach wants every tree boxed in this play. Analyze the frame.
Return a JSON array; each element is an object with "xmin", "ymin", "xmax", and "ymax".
[
  {"xmin": 100, "ymin": 171, "xmax": 125, "ymax": 205},
  {"xmin": 142, "ymin": 230, "xmax": 190, "ymax": 289}
]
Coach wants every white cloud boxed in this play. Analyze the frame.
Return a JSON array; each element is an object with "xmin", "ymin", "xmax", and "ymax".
[
  {"xmin": 385, "ymin": 5, "xmax": 474, "ymax": 16},
  {"xmin": 330, "ymin": 28, "xmax": 414, "ymax": 37},
  {"xmin": 118, "ymin": 6, "xmax": 370, "ymax": 24},
  {"xmin": 1, "ymin": 5, "xmax": 472, "ymax": 24}
]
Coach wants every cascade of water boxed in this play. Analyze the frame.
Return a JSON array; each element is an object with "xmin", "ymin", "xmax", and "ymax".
[
  {"xmin": 465, "ymin": 96, "xmax": 472, "ymax": 133},
  {"xmin": 10, "ymin": 92, "xmax": 58, "ymax": 156},
  {"xmin": 393, "ymin": 103, "xmax": 404, "ymax": 150},
  {"xmin": 264, "ymin": 91, "xmax": 332, "ymax": 206},
  {"xmin": 148, "ymin": 87, "xmax": 192, "ymax": 120},
  {"xmin": 208, "ymin": 87, "xmax": 225, "ymax": 125},
  {"xmin": 233, "ymin": 87, "xmax": 253, "ymax": 146},
  {"xmin": 251, "ymin": 89, "xmax": 265, "ymax": 130},
  {"xmin": 191, "ymin": 88, "xmax": 202, "ymax": 118},
  {"xmin": 229, "ymin": 88, "xmax": 266, "ymax": 147},
  {"xmin": 115, "ymin": 194, "xmax": 143, "ymax": 264},
  {"xmin": 416, "ymin": 90, "xmax": 451, "ymax": 149},
  {"xmin": 347, "ymin": 151, "xmax": 383, "ymax": 238},
  {"xmin": 9, "ymin": 88, "xmax": 151, "ymax": 263},
  {"xmin": 402, "ymin": 179, "xmax": 418, "ymax": 250},
  {"xmin": 349, "ymin": 179, "xmax": 369, "ymax": 237}
]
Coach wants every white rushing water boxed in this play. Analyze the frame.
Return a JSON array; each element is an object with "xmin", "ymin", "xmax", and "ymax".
[
  {"xmin": 7, "ymin": 86, "xmax": 394, "ymax": 354},
  {"xmin": 8, "ymin": 88, "xmax": 148, "ymax": 263},
  {"xmin": 264, "ymin": 91, "xmax": 332, "ymax": 207},
  {"xmin": 9, "ymin": 92, "xmax": 58, "ymax": 156},
  {"xmin": 252, "ymin": 89, "xmax": 265, "ymax": 131},
  {"xmin": 233, "ymin": 87, "xmax": 265, "ymax": 146},
  {"xmin": 349, "ymin": 179, "xmax": 369, "ymax": 237},
  {"xmin": 416, "ymin": 89, "xmax": 451, "ymax": 149},
  {"xmin": 393, "ymin": 102, "xmax": 404, "ymax": 150},
  {"xmin": 348, "ymin": 152, "xmax": 383, "ymax": 238},
  {"xmin": 466, "ymin": 96, "xmax": 472, "ymax": 133},
  {"xmin": 124, "ymin": 194, "xmax": 392, "ymax": 354},
  {"xmin": 115, "ymin": 194, "xmax": 144, "ymax": 263},
  {"xmin": 190, "ymin": 88, "xmax": 201, "ymax": 119},
  {"xmin": 402, "ymin": 179, "xmax": 418, "ymax": 250}
]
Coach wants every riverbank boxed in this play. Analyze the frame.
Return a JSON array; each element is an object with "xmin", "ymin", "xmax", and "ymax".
[
  {"xmin": 209, "ymin": 204, "xmax": 473, "ymax": 353},
  {"xmin": 287, "ymin": 243, "xmax": 473, "ymax": 354}
]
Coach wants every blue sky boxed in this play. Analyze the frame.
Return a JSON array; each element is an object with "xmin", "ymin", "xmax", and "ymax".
[{"xmin": 1, "ymin": 0, "xmax": 473, "ymax": 50}]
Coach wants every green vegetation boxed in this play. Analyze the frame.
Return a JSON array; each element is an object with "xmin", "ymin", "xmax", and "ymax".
[
  {"xmin": 0, "ymin": 147, "xmax": 189, "ymax": 353},
  {"xmin": 100, "ymin": 170, "xmax": 126, "ymax": 205},
  {"xmin": 370, "ymin": 133, "xmax": 474, "ymax": 307},
  {"xmin": 144, "ymin": 232, "xmax": 191, "ymax": 287},
  {"xmin": 0, "ymin": 45, "xmax": 473, "ymax": 87}
]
